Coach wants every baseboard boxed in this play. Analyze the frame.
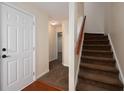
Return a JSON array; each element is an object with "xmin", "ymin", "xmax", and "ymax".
[
  {"xmin": 62, "ymin": 62, "xmax": 69, "ymax": 67},
  {"xmin": 19, "ymin": 79, "xmax": 35, "ymax": 91},
  {"xmin": 49, "ymin": 58, "xmax": 57, "ymax": 62},
  {"xmin": 36, "ymin": 69, "xmax": 49, "ymax": 80},
  {"xmin": 108, "ymin": 34, "xmax": 124, "ymax": 86},
  {"xmin": 19, "ymin": 69, "xmax": 49, "ymax": 91}
]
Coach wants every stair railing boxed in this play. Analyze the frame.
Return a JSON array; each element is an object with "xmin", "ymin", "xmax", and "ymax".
[
  {"xmin": 75, "ymin": 16, "xmax": 86, "ymax": 55},
  {"xmin": 75, "ymin": 16, "xmax": 86, "ymax": 88}
]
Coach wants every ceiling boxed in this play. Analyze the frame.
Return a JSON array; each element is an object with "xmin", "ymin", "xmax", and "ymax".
[{"xmin": 34, "ymin": 2, "xmax": 69, "ymax": 22}]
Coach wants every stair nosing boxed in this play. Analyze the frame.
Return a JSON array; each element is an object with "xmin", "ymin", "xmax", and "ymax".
[
  {"xmin": 83, "ymin": 44, "xmax": 110, "ymax": 46},
  {"xmin": 82, "ymin": 49, "xmax": 113, "ymax": 53},
  {"xmin": 84, "ymin": 40, "xmax": 109, "ymax": 42},
  {"xmin": 82, "ymin": 56, "xmax": 115, "ymax": 61}
]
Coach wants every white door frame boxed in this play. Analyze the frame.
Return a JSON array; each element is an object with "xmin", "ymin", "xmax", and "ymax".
[
  {"xmin": 56, "ymin": 32, "xmax": 63, "ymax": 61},
  {"xmin": 56, "ymin": 32, "xmax": 58, "ymax": 60},
  {"xmin": 0, "ymin": 2, "xmax": 36, "ymax": 89}
]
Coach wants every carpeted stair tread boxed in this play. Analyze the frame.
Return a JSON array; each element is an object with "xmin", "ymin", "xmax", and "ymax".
[
  {"xmin": 82, "ymin": 49, "xmax": 113, "ymax": 58},
  {"xmin": 84, "ymin": 40, "xmax": 109, "ymax": 45},
  {"xmin": 80, "ymin": 62, "xmax": 118, "ymax": 73},
  {"xmin": 77, "ymin": 78, "xmax": 123, "ymax": 91},
  {"xmin": 80, "ymin": 63, "xmax": 118, "ymax": 73},
  {"xmin": 84, "ymin": 35, "xmax": 108, "ymax": 40},
  {"xmin": 82, "ymin": 56, "xmax": 115, "ymax": 62},
  {"xmin": 85, "ymin": 33, "xmax": 105, "ymax": 36},
  {"xmin": 83, "ymin": 44, "xmax": 110, "ymax": 47},
  {"xmin": 76, "ymin": 78, "xmax": 108, "ymax": 91},
  {"xmin": 81, "ymin": 56, "xmax": 115, "ymax": 66},
  {"xmin": 80, "ymin": 67, "xmax": 118, "ymax": 78},
  {"xmin": 78, "ymin": 69, "xmax": 123, "ymax": 88},
  {"xmin": 84, "ymin": 40, "xmax": 109, "ymax": 41},
  {"xmin": 83, "ymin": 44, "xmax": 111, "ymax": 51}
]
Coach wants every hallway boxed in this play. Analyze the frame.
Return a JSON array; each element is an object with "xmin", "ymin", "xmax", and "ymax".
[{"xmin": 38, "ymin": 53, "xmax": 68, "ymax": 90}]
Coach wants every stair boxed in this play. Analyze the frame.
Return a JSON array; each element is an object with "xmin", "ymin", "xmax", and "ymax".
[
  {"xmin": 76, "ymin": 33, "xmax": 123, "ymax": 91},
  {"xmin": 82, "ymin": 50, "xmax": 113, "ymax": 58},
  {"xmin": 80, "ymin": 62, "xmax": 119, "ymax": 73}
]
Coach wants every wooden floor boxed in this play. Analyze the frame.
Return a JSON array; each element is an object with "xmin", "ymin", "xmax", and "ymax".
[{"xmin": 22, "ymin": 81, "xmax": 63, "ymax": 91}]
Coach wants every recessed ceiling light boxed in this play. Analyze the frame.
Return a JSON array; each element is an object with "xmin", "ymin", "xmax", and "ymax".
[{"xmin": 50, "ymin": 20, "xmax": 59, "ymax": 26}]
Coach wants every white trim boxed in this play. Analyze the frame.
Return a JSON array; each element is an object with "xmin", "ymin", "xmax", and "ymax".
[
  {"xmin": 69, "ymin": 2, "xmax": 76, "ymax": 91},
  {"xmin": 108, "ymin": 34, "xmax": 124, "ymax": 86},
  {"xmin": 49, "ymin": 58, "xmax": 57, "ymax": 62},
  {"xmin": 62, "ymin": 62, "xmax": 69, "ymax": 67},
  {"xmin": 33, "ymin": 17, "xmax": 36, "ymax": 81},
  {"xmin": 19, "ymin": 79, "xmax": 35, "ymax": 91},
  {"xmin": 36, "ymin": 69, "xmax": 49, "ymax": 80},
  {"xmin": 56, "ymin": 32, "xmax": 58, "ymax": 60}
]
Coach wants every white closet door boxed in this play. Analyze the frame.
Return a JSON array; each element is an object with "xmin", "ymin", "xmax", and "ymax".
[{"xmin": 0, "ymin": 4, "xmax": 34, "ymax": 91}]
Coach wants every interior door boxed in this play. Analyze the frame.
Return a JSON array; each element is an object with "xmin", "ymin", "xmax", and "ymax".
[{"xmin": 0, "ymin": 4, "xmax": 34, "ymax": 91}]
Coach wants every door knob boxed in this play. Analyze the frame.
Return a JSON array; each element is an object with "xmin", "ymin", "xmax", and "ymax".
[
  {"xmin": 2, "ymin": 55, "xmax": 10, "ymax": 58},
  {"xmin": 2, "ymin": 48, "xmax": 6, "ymax": 51}
]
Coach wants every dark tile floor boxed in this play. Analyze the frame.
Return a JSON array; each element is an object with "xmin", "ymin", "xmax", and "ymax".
[{"xmin": 38, "ymin": 53, "xmax": 68, "ymax": 90}]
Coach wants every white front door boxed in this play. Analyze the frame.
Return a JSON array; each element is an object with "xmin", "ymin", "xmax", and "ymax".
[{"xmin": 0, "ymin": 4, "xmax": 34, "ymax": 91}]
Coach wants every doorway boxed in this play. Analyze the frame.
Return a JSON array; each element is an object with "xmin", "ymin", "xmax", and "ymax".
[
  {"xmin": 38, "ymin": 24, "xmax": 68, "ymax": 90},
  {"xmin": 57, "ymin": 32, "xmax": 62, "ymax": 64}
]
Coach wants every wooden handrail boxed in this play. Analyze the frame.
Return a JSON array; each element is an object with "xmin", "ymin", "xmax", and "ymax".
[{"xmin": 76, "ymin": 16, "xmax": 86, "ymax": 55}]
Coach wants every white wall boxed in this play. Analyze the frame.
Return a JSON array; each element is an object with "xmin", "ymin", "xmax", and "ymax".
[
  {"xmin": 48, "ymin": 24, "xmax": 57, "ymax": 61},
  {"xmin": 69, "ymin": 3, "xmax": 76, "ymax": 90},
  {"xmin": 10, "ymin": 3, "xmax": 49, "ymax": 79},
  {"xmin": 62, "ymin": 20, "xmax": 69, "ymax": 67},
  {"xmin": 84, "ymin": 3, "xmax": 105, "ymax": 33},
  {"xmin": 69, "ymin": 2, "xmax": 84, "ymax": 90},
  {"xmin": 56, "ymin": 25, "xmax": 62, "ymax": 32},
  {"xmin": 104, "ymin": 3, "xmax": 124, "ymax": 83}
]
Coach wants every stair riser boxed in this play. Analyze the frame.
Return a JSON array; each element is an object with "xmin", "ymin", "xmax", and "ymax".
[
  {"xmin": 82, "ymin": 51, "xmax": 113, "ymax": 58},
  {"xmin": 81, "ymin": 58, "xmax": 115, "ymax": 66},
  {"xmin": 83, "ymin": 46, "xmax": 111, "ymax": 51},
  {"xmin": 84, "ymin": 41, "xmax": 109, "ymax": 45}
]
